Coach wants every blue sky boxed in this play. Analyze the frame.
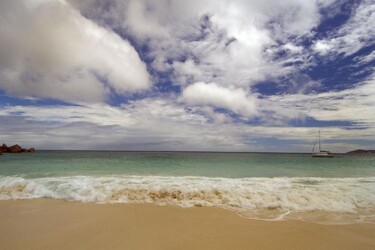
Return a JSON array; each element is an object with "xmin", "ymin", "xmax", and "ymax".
[{"xmin": 0, "ymin": 0, "xmax": 374, "ymax": 152}]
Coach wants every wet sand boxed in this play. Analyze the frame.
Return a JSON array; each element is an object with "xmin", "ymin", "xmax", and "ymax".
[{"xmin": 0, "ymin": 199, "xmax": 374, "ymax": 250}]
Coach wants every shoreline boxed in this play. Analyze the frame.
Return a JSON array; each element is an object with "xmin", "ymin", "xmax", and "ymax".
[
  {"xmin": 1, "ymin": 199, "xmax": 374, "ymax": 250},
  {"xmin": 1, "ymin": 175, "xmax": 374, "ymax": 224}
]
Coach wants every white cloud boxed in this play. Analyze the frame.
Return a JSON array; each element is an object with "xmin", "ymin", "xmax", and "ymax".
[
  {"xmin": 354, "ymin": 50, "xmax": 375, "ymax": 65},
  {"xmin": 313, "ymin": 40, "xmax": 333, "ymax": 55},
  {"xmin": 172, "ymin": 60, "xmax": 203, "ymax": 84},
  {"xmin": 0, "ymin": 0, "xmax": 151, "ymax": 103},
  {"xmin": 193, "ymin": 106, "xmax": 232, "ymax": 124},
  {"xmin": 182, "ymin": 82, "xmax": 257, "ymax": 117},
  {"xmin": 124, "ymin": 0, "xmax": 170, "ymax": 40},
  {"xmin": 0, "ymin": 98, "xmax": 248, "ymax": 151},
  {"xmin": 283, "ymin": 43, "xmax": 304, "ymax": 54},
  {"xmin": 1, "ymin": 96, "xmax": 373, "ymax": 152},
  {"xmin": 72, "ymin": 0, "xmax": 333, "ymax": 89},
  {"xmin": 313, "ymin": 0, "xmax": 375, "ymax": 57},
  {"xmin": 261, "ymin": 75, "xmax": 375, "ymax": 133},
  {"xmin": 0, "ymin": 0, "xmax": 374, "ymax": 153}
]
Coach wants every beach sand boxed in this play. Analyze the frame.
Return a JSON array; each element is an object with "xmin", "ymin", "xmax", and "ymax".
[{"xmin": 0, "ymin": 199, "xmax": 374, "ymax": 250}]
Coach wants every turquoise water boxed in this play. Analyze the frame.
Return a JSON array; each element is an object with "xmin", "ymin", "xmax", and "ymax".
[
  {"xmin": 1, "ymin": 151, "xmax": 374, "ymax": 223},
  {"xmin": 0, "ymin": 151, "xmax": 374, "ymax": 178}
]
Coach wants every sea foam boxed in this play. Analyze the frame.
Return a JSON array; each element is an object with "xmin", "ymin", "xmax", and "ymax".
[{"xmin": 1, "ymin": 175, "xmax": 374, "ymax": 223}]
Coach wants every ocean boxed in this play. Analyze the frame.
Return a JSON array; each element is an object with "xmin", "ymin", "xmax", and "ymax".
[{"xmin": 1, "ymin": 151, "xmax": 374, "ymax": 224}]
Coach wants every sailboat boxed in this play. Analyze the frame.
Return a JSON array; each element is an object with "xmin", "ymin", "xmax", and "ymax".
[{"xmin": 312, "ymin": 131, "xmax": 334, "ymax": 158}]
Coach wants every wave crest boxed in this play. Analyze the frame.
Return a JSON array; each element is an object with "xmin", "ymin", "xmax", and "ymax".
[{"xmin": 1, "ymin": 175, "xmax": 374, "ymax": 223}]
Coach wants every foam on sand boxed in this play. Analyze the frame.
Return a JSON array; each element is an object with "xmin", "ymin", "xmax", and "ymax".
[{"xmin": 0, "ymin": 175, "xmax": 374, "ymax": 223}]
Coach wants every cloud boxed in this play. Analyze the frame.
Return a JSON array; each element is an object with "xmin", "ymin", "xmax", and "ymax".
[
  {"xmin": 313, "ymin": 40, "xmax": 333, "ymax": 55},
  {"xmin": 124, "ymin": 0, "xmax": 170, "ymax": 40},
  {"xmin": 73, "ymin": 0, "xmax": 333, "ymax": 89},
  {"xmin": 181, "ymin": 82, "xmax": 257, "ymax": 117},
  {"xmin": 192, "ymin": 106, "xmax": 232, "ymax": 124},
  {"xmin": 0, "ymin": 98, "xmax": 248, "ymax": 151},
  {"xmin": 172, "ymin": 60, "xmax": 203, "ymax": 84},
  {"xmin": 354, "ymin": 50, "xmax": 375, "ymax": 65},
  {"xmin": 283, "ymin": 43, "xmax": 304, "ymax": 54},
  {"xmin": 0, "ymin": 0, "xmax": 374, "ymax": 153},
  {"xmin": 0, "ymin": 0, "xmax": 151, "ymax": 103},
  {"xmin": 313, "ymin": 0, "xmax": 375, "ymax": 57},
  {"xmin": 261, "ymin": 74, "xmax": 375, "ymax": 132},
  {"xmin": 1, "ymin": 96, "xmax": 373, "ymax": 152}
]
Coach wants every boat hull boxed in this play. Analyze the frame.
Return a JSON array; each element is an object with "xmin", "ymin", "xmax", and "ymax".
[
  {"xmin": 312, "ymin": 152, "xmax": 334, "ymax": 158},
  {"xmin": 312, "ymin": 154, "xmax": 334, "ymax": 158}
]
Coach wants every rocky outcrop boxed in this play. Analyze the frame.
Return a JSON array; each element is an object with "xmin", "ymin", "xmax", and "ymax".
[
  {"xmin": 8, "ymin": 144, "xmax": 23, "ymax": 153},
  {"xmin": 0, "ymin": 144, "xmax": 36, "ymax": 154},
  {"xmin": 346, "ymin": 149, "xmax": 375, "ymax": 155},
  {"xmin": 0, "ymin": 143, "xmax": 8, "ymax": 153}
]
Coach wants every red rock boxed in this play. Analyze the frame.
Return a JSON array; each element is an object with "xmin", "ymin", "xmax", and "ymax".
[
  {"xmin": 0, "ymin": 143, "xmax": 35, "ymax": 153},
  {"xmin": 27, "ymin": 148, "xmax": 35, "ymax": 153},
  {"xmin": 8, "ymin": 144, "xmax": 23, "ymax": 153},
  {"xmin": 0, "ymin": 143, "xmax": 8, "ymax": 153}
]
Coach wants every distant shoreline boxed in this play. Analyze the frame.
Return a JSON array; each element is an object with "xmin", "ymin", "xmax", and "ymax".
[
  {"xmin": 346, "ymin": 149, "xmax": 375, "ymax": 155},
  {"xmin": 11, "ymin": 149, "xmax": 375, "ymax": 155},
  {"xmin": 7, "ymin": 149, "xmax": 327, "ymax": 154}
]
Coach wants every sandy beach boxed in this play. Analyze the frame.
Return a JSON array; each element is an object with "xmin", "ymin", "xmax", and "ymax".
[{"xmin": 0, "ymin": 199, "xmax": 374, "ymax": 250}]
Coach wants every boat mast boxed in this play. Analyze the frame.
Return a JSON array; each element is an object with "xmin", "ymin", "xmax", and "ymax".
[
  {"xmin": 319, "ymin": 130, "xmax": 321, "ymax": 152},
  {"xmin": 312, "ymin": 135, "xmax": 318, "ymax": 153}
]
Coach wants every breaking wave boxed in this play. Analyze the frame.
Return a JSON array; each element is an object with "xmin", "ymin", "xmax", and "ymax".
[{"xmin": 1, "ymin": 175, "xmax": 374, "ymax": 223}]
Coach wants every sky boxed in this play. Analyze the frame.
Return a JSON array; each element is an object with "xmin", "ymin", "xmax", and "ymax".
[{"xmin": 0, "ymin": 0, "xmax": 374, "ymax": 152}]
